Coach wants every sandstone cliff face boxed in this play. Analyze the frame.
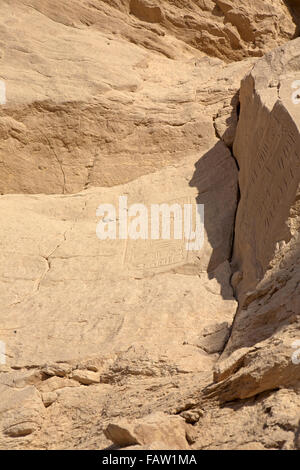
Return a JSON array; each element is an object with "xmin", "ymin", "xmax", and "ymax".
[
  {"xmin": 0, "ymin": 0, "xmax": 299, "ymax": 450},
  {"xmin": 0, "ymin": 0, "xmax": 298, "ymax": 194}
]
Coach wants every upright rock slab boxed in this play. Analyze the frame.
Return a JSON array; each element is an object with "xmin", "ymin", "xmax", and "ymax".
[
  {"xmin": 0, "ymin": 0, "xmax": 299, "ymax": 452},
  {"xmin": 212, "ymin": 39, "xmax": 300, "ymax": 403}
]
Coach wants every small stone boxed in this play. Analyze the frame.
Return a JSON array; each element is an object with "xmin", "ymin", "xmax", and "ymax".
[
  {"xmin": 42, "ymin": 391, "xmax": 57, "ymax": 407},
  {"xmin": 4, "ymin": 422, "xmax": 36, "ymax": 437},
  {"xmin": 70, "ymin": 370, "xmax": 100, "ymax": 385},
  {"xmin": 180, "ymin": 410, "xmax": 203, "ymax": 424},
  {"xmin": 42, "ymin": 363, "xmax": 71, "ymax": 378}
]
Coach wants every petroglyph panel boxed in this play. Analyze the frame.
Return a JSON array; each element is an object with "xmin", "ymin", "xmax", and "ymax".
[
  {"xmin": 238, "ymin": 99, "xmax": 300, "ymax": 249},
  {"xmin": 124, "ymin": 195, "xmax": 201, "ymax": 271},
  {"xmin": 233, "ymin": 61, "xmax": 300, "ymax": 296}
]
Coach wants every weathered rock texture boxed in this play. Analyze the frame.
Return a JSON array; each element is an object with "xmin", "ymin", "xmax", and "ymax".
[
  {"xmin": 0, "ymin": 0, "xmax": 298, "ymax": 194},
  {"xmin": 0, "ymin": 0, "xmax": 299, "ymax": 450}
]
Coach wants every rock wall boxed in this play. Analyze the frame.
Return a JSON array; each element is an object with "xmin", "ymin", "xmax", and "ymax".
[{"xmin": 206, "ymin": 38, "xmax": 300, "ymax": 411}]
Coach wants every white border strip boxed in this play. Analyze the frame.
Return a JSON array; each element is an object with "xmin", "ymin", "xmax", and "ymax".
[
  {"xmin": 0, "ymin": 341, "xmax": 6, "ymax": 365},
  {"xmin": 0, "ymin": 80, "xmax": 6, "ymax": 105}
]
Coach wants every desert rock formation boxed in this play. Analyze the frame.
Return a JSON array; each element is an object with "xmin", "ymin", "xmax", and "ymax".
[{"xmin": 0, "ymin": 0, "xmax": 299, "ymax": 450}]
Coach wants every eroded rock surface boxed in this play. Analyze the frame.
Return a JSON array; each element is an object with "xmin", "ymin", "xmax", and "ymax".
[{"xmin": 213, "ymin": 39, "xmax": 300, "ymax": 400}]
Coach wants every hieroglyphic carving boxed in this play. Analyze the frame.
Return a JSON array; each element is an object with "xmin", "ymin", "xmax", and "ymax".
[{"xmin": 125, "ymin": 240, "xmax": 189, "ymax": 270}]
